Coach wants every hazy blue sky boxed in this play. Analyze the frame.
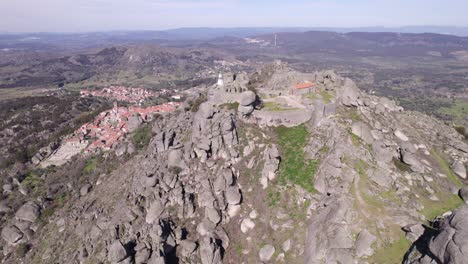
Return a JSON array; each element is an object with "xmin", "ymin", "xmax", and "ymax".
[{"xmin": 1, "ymin": 0, "xmax": 468, "ymax": 32}]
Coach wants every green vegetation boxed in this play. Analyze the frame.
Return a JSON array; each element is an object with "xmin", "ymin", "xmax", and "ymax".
[
  {"xmin": 235, "ymin": 244, "xmax": 244, "ymax": 254},
  {"xmin": 268, "ymin": 189, "xmax": 281, "ymax": 207},
  {"xmin": 262, "ymin": 102, "xmax": 298, "ymax": 112},
  {"xmin": 346, "ymin": 128, "xmax": 362, "ymax": 146},
  {"xmin": 82, "ymin": 157, "xmax": 98, "ymax": 175},
  {"xmin": 354, "ymin": 159, "xmax": 382, "ymax": 208},
  {"xmin": 454, "ymin": 126, "xmax": 468, "ymax": 140},
  {"xmin": 392, "ymin": 157, "xmax": 412, "ymax": 172},
  {"xmin": 275, "ymin": 124, "xmax": 319, "ymax": 193},
  {"xmin": 319, "ymin": 90, "xmax": 334, "ymax": 103},
  {"xmin": 420, "ymin": 194, "xmax": 464, "ymax": 220},
  {"xmin": 22, "ymin": 170, "xmax": 44, "ymax": 196},
  {"xmin": 304, "ymin": 90, "xmax": 334, "ymax": 103},
  {"xmin": 188, "ymin": 93, "xmax": 208, "ymax": 112},
  {"xmin": 367, "ymin": 233, "xmax": 411, "ymax": 264},
  {"xmin": 430, "ymin": 149, "xmax": 463, "ymax": 187},
  {"xmin": 219, "ymin": 102, "xmax": 239, "ymax": 111},
  {"xmin": 15, "ymin": 243, "xmax": 30, "ymax": 258},
  {"xmin": 438, "ymin": 100, "xmax": 468, "ymax": 124},
  {"xmin": 347, "ymin": 109, "xmax": 362, "ymax": 121},
  {"xmin": 132, "ymin": 124, "xmax": 153, "ymax": 150}
]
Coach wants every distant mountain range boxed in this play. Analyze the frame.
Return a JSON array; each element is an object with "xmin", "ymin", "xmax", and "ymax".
[
  {"xmin": 0, "ymin": 26, "xmax": 468, "ymax": 55},
  {"xmin": 2, "ymin": 26, "xmax": 468, "ymax": 43}
]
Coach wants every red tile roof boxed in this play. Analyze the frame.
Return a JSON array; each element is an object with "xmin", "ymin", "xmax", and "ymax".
[{"xmin": 295, "ymin": 82, "xmax": 316, "ymax": 89}]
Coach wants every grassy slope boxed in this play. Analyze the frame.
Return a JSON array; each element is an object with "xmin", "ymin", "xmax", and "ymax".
[{"xmin": 275, "ymin": 124, "xmax": 318, "ymax": 193}]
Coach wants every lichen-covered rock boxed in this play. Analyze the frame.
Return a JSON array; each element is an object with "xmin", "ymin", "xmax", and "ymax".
[
  {"xmin": 405, "ymin": 205, "xmax": 468, "ymax": 263},
  {"xmin": 1, "ymin": 225, "xmax": 23, "ymax": 244},
  {"xmin": 15, "ymin": 202, "xmax": 40, "ymax": 223}
]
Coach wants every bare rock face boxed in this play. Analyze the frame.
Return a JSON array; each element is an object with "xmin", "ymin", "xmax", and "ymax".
[
  {"xmin": 127, "ymin": 114, "xmax": 143, "ymax": 132},
  {"xmin": 145, "ymin": 199, "xmax": 167, "ymax": 224},
  {"xmin": 15, "ymin": 202, "xmax": 41, "ymax": 223},
  {"xmin": 394, "ymin": 130, "xmax": 409, "ymax": 142},
  {"xmin": 340, "ymin": 78, "xmax": 359, "ymax": 107},
  {"xmin": 351, "ymin": 122, "xmax": 374, "ymax": 145},
  {"xmin": 355, "ymin": 230, "xmax": 376, "ymax": 257},
  {"xmin": 400, "ymin": 149, "xmax": 424, "ymax": 173},
  {"xmin": 459, "ymin": 188, "xmax": 468, "ymax": 203},
  {"xmin": 452, "ymin": 160, "xmax": 466, "ymax": 179},
  {"xmin": 402, "ymin": 224, "xmax": 425, "ymax": 243},
  {"xmin": 167, "ymin": 149, "xmax": 186, "ymax": 169},
  {"xmin": 108, "ymin": 240, "xmax": 128, "ymax": 263},
  {"xmin": 405, "ymin": 205, "xmax": 468, "ymax": 263},
  {"xmin": 238, "ymin": 104, "xmax": 254, "ymax": 116},
  {"xmin": 198, "ymin": 102, "xmax": 215, "ymax": 119},
  {"xmin": 1, "ymin": 225, "xmax": 23, "ymax": 244},
  {"xmin": 199, "ymin": 236, "xmax": 222, "ymax": 264},
  {"xmin": 80, "ymin": 183, "xmax": 92, "ymax": 196},
  {"xmin": 260, "ymin": 144, "xmax": 281, "ymax": 188},
  {"xmin": 239, "ymin": 91, "xmax": 257, "ymax": 106},
  {"xmin": 225, "ymin": 186, "xmax": 242, "ymax": 205}
]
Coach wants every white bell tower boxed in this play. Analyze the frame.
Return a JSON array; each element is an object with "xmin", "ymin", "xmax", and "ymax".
[{"xmin": 217, "ymin": 73, "xmax": 224, "ymax": 87}]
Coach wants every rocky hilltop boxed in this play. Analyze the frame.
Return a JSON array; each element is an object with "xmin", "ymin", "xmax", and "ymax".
[{"xmin": 0, "ymin": 63, "xmax": 467, "ymax": 264}]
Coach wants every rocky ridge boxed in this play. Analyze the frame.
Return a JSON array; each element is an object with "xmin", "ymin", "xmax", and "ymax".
[{"xmin": 0, "ymin": 63, "xmax": 467, "ymax": 264}]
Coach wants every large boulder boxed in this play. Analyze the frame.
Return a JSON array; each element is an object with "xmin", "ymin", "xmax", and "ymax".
[
  {"xmin": 199, "ymin": 236, "xmax": 222, "ymax": 264},
  {"xmin": 225, "ymin": 186, "xmax": 242, "ymax": 205},
  {"xmin": 145, "ymin": 199, "xmax": 166, "ymax": 224},
  {"xmin": 1, "ymin": 225, "xmax": 23, "ymax": 244},
  {"xmin": 394, "ymin": 130, "xmax": 409, "ymax": 142},
  {"xmin": 198, "ymin": 102, "xmax": 215, "ymax": 119},
  {"xmin": 127, "ymin": 114, "xmax": 143, "ymax": 132},
  {"xmin": 238, "ymin": 104, "xmax": 254, "ymax": 116},
  {"xmin": 167, "ymin": 149, "xmax": 186, "ymax": 170},
  {"xmin": 459, "ymin": 188, "xmax": 468, "ymax": 204},
  {"xmin": 400, "ymin": 150, "xmax": 424, "ymax": 173},
  {"xmin": 405, "ymin": 205, "xmax": 468, "ymax": 263},
  {"xmin": 340, "ymin": 78, "xmax": 359, "ymax": 107},
  {"xmin": 259, "ymin": 244, "xmax": 275, "ymax": 262},
  {"xmin": 351, "ymin": 122, "xmax": 374, "ymax": 145},
  {"xmin": 15, "ymin": 202, "xmax": 41, "ymax": 222},
  {"xmin": 108, "ymin": 240, "xmax": 128, "ymax": 263},
  {"xmin": 239, "ymin": 91, "xmax": 256, "ymax": 106},
  {"xmin": 452, "ymin": 161, "xmax": 466, "ymax": 179}
]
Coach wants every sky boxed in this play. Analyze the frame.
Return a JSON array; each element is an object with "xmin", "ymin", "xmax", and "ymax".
[{"xmin": 1, "ymin": 0, "xmax": 468, "ymax": 32}]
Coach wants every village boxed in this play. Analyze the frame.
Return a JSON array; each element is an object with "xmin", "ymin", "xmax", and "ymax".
[
  {"xmin": 39, "ymin": 85, "xmax": 181, "ymax": 167},
  {"xmin": 73, "ymin": 101, "xmax": 179, "ymax": 151},
  {"xmin": 80, "ymin": 86, "xmax": 168, "ymax": 104}
]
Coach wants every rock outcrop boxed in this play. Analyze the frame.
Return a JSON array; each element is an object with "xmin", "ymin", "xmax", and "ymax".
[
  {"xmin": 404, "ymin": 205, "xmax": 468, "ymax": 263},
  {"xmin": 2, "ymin": 65, "xmax": 467, "ymax": 264}
]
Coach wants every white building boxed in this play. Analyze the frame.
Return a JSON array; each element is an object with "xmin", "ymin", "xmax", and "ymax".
[{"xmin": 217, "ymin": 73, "xmax": 224, "ymax": 87}]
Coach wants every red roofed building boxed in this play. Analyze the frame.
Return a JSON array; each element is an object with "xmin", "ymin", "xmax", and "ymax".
[{"xmin": 291, "ymin": 81, "xmax": 316, "ymax": 95}]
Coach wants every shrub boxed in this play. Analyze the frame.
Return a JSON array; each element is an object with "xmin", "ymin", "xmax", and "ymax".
[
  {"xmin": 15, "ymin": 243, "xmax": 30, "ymax": 258},
  {"xmin": 132, "ymin": 125, "xmax": 153, "ymax": 150},
  {"xmin": 189, "ymin": 93, "xmax": 207, "ymax": 112}
]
